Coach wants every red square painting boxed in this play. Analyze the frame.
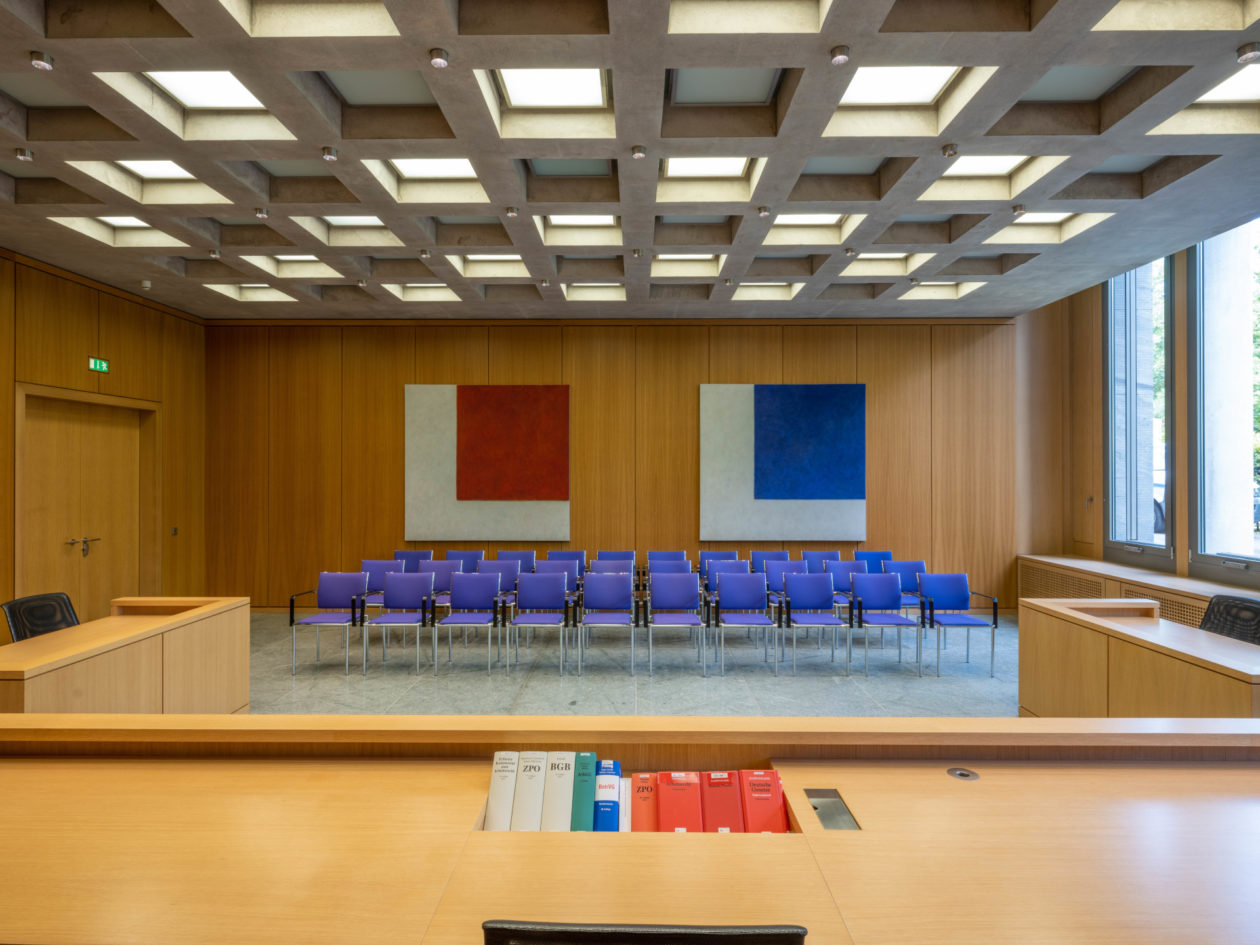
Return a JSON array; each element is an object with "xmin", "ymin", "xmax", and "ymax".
[{"xmin": 456, "ymin": 385, "xmax": 569, "ymax": 500}]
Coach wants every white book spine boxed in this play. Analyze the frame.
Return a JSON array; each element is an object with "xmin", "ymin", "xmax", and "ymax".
[
  {"xmin": 618, "ymin": 777, "xmax": 631, "ymax": 832},
  {"xmin": 509, "ymin": 750, "xmax": 549, "ymax": 831},
  {"xmin": 540, "ymin": 750, "xmax": 577, "ymax": 832},
  {"xmin": 483, "ymin": 750, "xmax": 519, "ymax": 831}
]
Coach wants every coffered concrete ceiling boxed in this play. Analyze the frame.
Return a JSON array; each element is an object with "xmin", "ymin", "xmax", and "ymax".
[{"xmin": 0, "ymin": 0, "xmax": 1255, "ymax": 320}]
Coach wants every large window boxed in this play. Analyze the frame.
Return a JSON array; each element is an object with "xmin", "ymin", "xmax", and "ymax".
[
  {"xmin": 1190, "ymin": 215, "xmax": 1260, "ymax": 584},
  {"xmin": 1105, "ymin": 255, "xmax": 1174, "ymax": 570}
]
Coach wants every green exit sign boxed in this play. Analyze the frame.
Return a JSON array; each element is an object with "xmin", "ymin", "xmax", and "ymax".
[{"xmin": 88, "ymin": 357, "xmax": 110, "ymax": 373}]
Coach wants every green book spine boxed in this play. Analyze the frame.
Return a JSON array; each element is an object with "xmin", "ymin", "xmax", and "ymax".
[{"xmin": 570, "ymin": 751, "xmax": 598, "ymax": 831}]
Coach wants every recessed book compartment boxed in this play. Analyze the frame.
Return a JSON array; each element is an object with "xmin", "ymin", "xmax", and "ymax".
[{"xmin": 477, "ymin": 750, "xmax": 801, "ymax": 834}]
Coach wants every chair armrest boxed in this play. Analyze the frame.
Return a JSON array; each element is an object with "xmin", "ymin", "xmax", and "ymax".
[
  {"xmin": 290, "ymin": 589, "xmax": 315, "ymax": 626},
  {"xmin": 971, "ymin": 590, "xmax": 998, "ymax": 625}
]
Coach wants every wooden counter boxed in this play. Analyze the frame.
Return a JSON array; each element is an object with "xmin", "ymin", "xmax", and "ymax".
[
  {"xmin": 1018, "ymin": 598, "xmax": 1260, "ymax": 718},
  {"xmin": 0, "ymin": 714, "xmax": 1257, "ymax": 945},
  {"xmin": 0, "ymin": 597, "xmax": 249, "ymax": 714}
]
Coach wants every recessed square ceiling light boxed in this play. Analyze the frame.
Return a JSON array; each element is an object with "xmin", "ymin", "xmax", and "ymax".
[
  {"xmin": 942, "ymin": 155, "xmax": 1028, "ymax": 177},
  {"xmin": 657, "ymin": 253, "xmax": 715, "ymax": 260},
  {"xmin": 98, "ymin": 216, "xmax": 149, "ymax": 228},
  {"xmin": 498, "ymin": 68, "xmax": 606, "ymax": 107},
  {"xmin": 389, "ymin": 158, "xmax": 477, "ymax": 179},
  {"xmin": 671, "ymin": 67, "xmax": 781, "ymax": 105},
  {"xmin": 840, "ymin": 66, "xmax": 959, "ymax": 105},
  {"xmin": 1016, "ymin": 211, "xmax": 1072, "ymax": 224},
  {"xmin": 775, "ymin": 213, "xmax": 842, "ymax": 225},
  {"xmin": 144, "ymin": 71, "xmax": 264, "ymax": 109},
  {"xmin": 240, "ymin": 283, "xmax": 270, "ymax": 287},
  {"xmin": 568, "ymin": 282, "xmax": 620, "ymax": 287},
  {"xmin": 547, "ymin": 214, "xmax": 616, "ymax": 226},
  {"xmin": 742, "ymin": 281, "xmax": 790, "ymax": 286},
  {"xmin": 530, "ymin": 158, "xmax": 612, "ymax": 177},
  {"xmin": 404, "ymin": 282, "xmax": 445, "ymax": 287},
  {"xmin": 116, "ymin": 159, "xmax": 194, "ymax": 180},
  {"xmin": 466, "ymin": 253, "xmax": 522, "ymax": 261},
  {"xmin": 857, "ymin": 252, "xmax": 906, "ymax": 259},
  {"xmin": 918, "ymin": 281, "xmax": 958, "ymax": 286},
  {"xmin": 275, "ymin": 254, "xmax": 320, "ymax": 261},
  {"xmin": 663, "ymin": 157, "xmax": 750, "ymax": 178},
  {"xmin": 323, "ymin": 215, "xmax": 383, "ymax": 226},
  {"xmin": 1196, "ymin": 66, "xmax": 1260, "ymax": 103}
]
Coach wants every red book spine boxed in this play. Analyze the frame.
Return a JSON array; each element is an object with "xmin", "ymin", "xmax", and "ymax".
[
  {"xmin": 630, "ymin": 772, "xmax": 658, "ymax": 832},
  {"xmin": 700, "ymin": 771, "xmax": 745, "ymax": 832},
  {"xmin": 656, "ymin": 771, "xmax": 703, "ymax": 833},
  {"xmin": 739, "ymin": 769, "xmax": 788, "ymax": 833}
]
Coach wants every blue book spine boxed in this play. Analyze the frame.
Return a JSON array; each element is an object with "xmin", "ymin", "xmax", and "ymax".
[{"xmin": 593, "ymin": 759, "xmax": 622, "ymax": 832}]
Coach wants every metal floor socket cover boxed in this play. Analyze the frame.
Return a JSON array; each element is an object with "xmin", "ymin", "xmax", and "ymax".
[{"xmin": 947, "ymin": 767, "xmax": 979, "ymax": 780}]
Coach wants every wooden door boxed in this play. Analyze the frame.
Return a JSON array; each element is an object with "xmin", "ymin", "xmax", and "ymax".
[{"xmin": 19, "ymin": 397, "xmax": 141, "ymax": 621}]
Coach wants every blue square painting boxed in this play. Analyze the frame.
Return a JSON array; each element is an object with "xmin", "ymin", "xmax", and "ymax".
[{"xmin": 753, "ymin": 384, "xmax": 865, "ymax": 500}]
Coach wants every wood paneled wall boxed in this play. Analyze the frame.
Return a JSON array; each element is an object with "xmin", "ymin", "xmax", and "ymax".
[
  {"xmin": 205, "ymin": 323, "xmax": 1019, "ymax": 606},
  {"xmin": 0, "ymin": 254, "xmax": 206, "ymax": 612}
]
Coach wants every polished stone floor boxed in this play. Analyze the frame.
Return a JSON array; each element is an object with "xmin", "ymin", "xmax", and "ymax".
[{"xmin": 249, "ymin": 610, "xmax": 1019, "ymax": 717}]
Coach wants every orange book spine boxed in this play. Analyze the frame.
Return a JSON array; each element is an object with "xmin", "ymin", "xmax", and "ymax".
[
  {"xmin": 656, "ymin": 771, "xmax": 703, "ymax": 833},
  {"xmin": 700, "ymin": 771, "xmax": 744, "ymax": 832},
  {"xmin": 739, "ymin": 769, "xmax": 788, "ymax": 833},
  {"xmin": 630, "ymin": 772, "xmax": 658, "ymax": 832}
]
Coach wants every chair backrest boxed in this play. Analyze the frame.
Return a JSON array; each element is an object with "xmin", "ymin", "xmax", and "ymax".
[
  {"xmin": 597, "ymin": 550, "xmax": 635, "ymax": 566},
  {"xmin": 784, "ymin": 572, "xmax": 835, "ymax": 612},
  {"xmin": 750, "ymin": 550, "xmax": 790, "ymax": 573},
  {"xmin": 851, "ymin": 572, "xmax": 902, "ymax": 611},
  {"xmin": 449, "ymin": 571, "xmax": 500, "ymax": 610},
  {"xmin": 882, "ymin": 560, "xmax": 927, "ymax": 594},
  {"xmin": 418, "ymin": 560, "xmax": 463, "ymax": 592},
  {"xmin": 546, "ymin": 550, "xmax": 587, "ymax": 578},
  {"xmin": 535, "ymin": 559, "xmax": 579, "ymax": 590},
  {"xmin": 516, "ymin": 572, "xmax": 568, "ymax": 611},
  {"xmin": 698, "ymin": 550, "xmax": 738, "ymax": 580},
  {"xmin": 381, "ymin": 571, "xmax": 434, "ymax": 610},
  {"xmin": 824, "ymin": 559, "xmax": 867, "ymax": 593},
  {"xmin": 1, "ymin": 592, "xmax": 78, "ymax": 643},
  {"xmin": 917, "ymin": 573, "xmax": 970, "ymax": 612},
  {"xmin": 648, "ymin": 559, "xmax": 691, "ymax": 574},
  {"xmin": 445, "ymin": 550, "xmax": 485, "ymax": 572},
  {"xmin": 582, "ymin": 573, "xmax": 634, "ymax": 611},
  {"xmin": 393, "ymin": 549, "xmax": 433, "ymax": 571},
  {"xmin": 649, "ymin": 572, "xmax": 701, "ymax": 611},
  {"xmin": 478, "ymin": 559, "xmax": 522, "ymax": 592},
  {"xmin": 497, "ymin": 550, "xmax": 536, "ymax": 572},
  {"xmin": 362, "ymin": 558, "xmax": 404, "ymax": 592},
  {"xmin": 765, "ymin": 559, "xmax": 807, "ymax": 593},
  {"xmin": 316, "ymin": 571, "xmax": 368, "ymax": 609},
  {"xmin": 802, "ymin": 550, "xmax": 841, "ymax": 573},
  {"xmin": 483, "ymin": 921, "xmax": 807, "ymax": 945},
  {"xmin": 647, "ymin": 550, "xmax": 686, "ymax": 562},
  {"xmin": 715, "ymin": 572, "xmax": 768, "ymax": 611},
  {"xmin": 590, "ymin": 558, "xmax": 634, "ymax": 574},
  {"xmin": 853, "ymin": 550, "xmax": 894, "ymax": 566},
  {"xmin": 707, "ymin": 560, "xmax": 751, "ymax": 585},
  {"xmin": 1199, "ymin": 594, "xmax": 1260, "ymax": 644}
]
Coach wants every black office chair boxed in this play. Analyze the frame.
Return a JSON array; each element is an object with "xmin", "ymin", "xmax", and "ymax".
[
  {"xmin": 1199, "ymin": 594, "xmax": 1260, "ymax": 645},
  {"xmin": 483, "ymin": 922, "xmax": 808, "ymax": 945},
  {"xmin": 1, "ymin": 592, "xmax": 80, "ymax": 643}
]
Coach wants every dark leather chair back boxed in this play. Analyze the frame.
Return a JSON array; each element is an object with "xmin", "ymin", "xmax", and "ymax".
[
  {"xmin": 1199, "ymin": 594, "xmax": 1260, "ymax": 645},
  {"xmin": 483, "ymin": 922, "xmax": 808, "ymax": 945},
  {"xmin": 2, "ymin": 593, "xmax": 79, "ymax": 643}
]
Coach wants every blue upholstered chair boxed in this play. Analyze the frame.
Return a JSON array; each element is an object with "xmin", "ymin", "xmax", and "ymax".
[
  {"xmin": 765, "ymin": 559, "xmax": 807, "ymax": 615},
  {"xmin": 418, "ymin": 560, "xmax": 462, "ymax": 610},
  {"xmin": 712, "ymin": 571, "xmax": 775, "ymax": 675},
  {"xmin": 510, "ymin": 572, "xmax": 571, "ymax": 674},
  {"xmin": 645, "ymin": 572, "xmax": 706, "ymax": 676},
  {"xmin": 597, "ymin": 550, "xmax": 635, "ymax": 565},
  {"xmin": 647, "ymin": 550, "xmax": 687, "ymax": 563},
  {"xmin": 590, "ymin": 558, "xmax": 634, "ymax": 574},
  {"xmin": 497, "ymin": 549, "xmax": 536, "ymax": 573},
  {"xmin": 851, "ymin": 572, "xmax": 922, "ymax": 676},
  {"xmin": 361, "ymin": 558, "xmax": 404, "ymax": 614},
  {"xmin": 361, "ymin": 571, "xmax": 434, "ymax": 675},
  {"xmin": 882, "ymin": 560, "xmax": 927, "ymax": 611},
  {"xmin": 393, "ymin": 549, "xmax": 433, "ymax": 571},
  {"xmin": 437, "ymin": 572, "xmax": 503, "ymax": 675},
  {"xmin": 536, "ymin": 559, "xmax": 580, "ymax": 591},
  {"xmin": 546, "ymin": 550, "xmax": 587, "ymax": 579},
  {"xmin": 445, "ymin": 549, "xmax": 485, "ymax": 572},
  {"xmin": 824, "ymin": 559, "xmax": 867, "ymax": 613},
  {"xmin": 698, "ymin": 550, "xmax": 738, "ymax": 583},
  {"xmin": 919, "ymin": 573, "xmax": 998, "ymax": 677},
  {"xmin": 579, "ymin": 573, "xmax": 635, "ymax": 676},
  {"xmin": 477, "ymin": 558, "xmax": 522, "ymax": 607},
  {"xmin": 782, "ymin": 572, "xmax": 848, "ymax": 676},
  {"xmin": 853, "ymin": 550, "xmax": 894, "ymax": 568},
  {"xmin": 750, "ymin": 550, "xmax": 789, "ymax": 573},
  {"xmin": 802, "ymin": 550, "xmax": 841, "ymax": 573},
  {"xmin": 647, "ymin": 559, "xmax": 691, "ymax": 575},
  {"xmin": 290, "ymin": 571, "xmax": 368, "ymax": 675}
]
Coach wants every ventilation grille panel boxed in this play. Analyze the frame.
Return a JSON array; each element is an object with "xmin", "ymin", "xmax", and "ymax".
[
  {"xmin": 1121, "ymin": 584, "xmax": 1206, "ymax": 627},
  {"xmin": 1018, "ymin": 561, "xmax": 1105, "ymax": 600}
]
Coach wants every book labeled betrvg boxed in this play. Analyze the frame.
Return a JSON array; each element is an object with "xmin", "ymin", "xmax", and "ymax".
[
  {"xmin": 483, "ymin": 750, "xmax": 519, "ymax": 831},
  {"xmin": 656, "ymin": 771, "xmax": 703, "ymax": 833},
  {"xmin": 700, "ymin": 770, "xmax": 745, "ymax": 832},
  {"xmin": 540, "ymin": 750, "xmax": 577, "ymax": 832},
  {"xmin": 593, "ymin": 759, "xmax": 622, "ymax": 831},
  {"xmin": 509, "ymin": 750, "xmax": 548, "ymax": 831},
  {"xmin": 739, "ymin": 769, "xmax": 788, "ymax": 834},
  {"xmin": 630, "ymin": 772, "xmax": 658, "ymax": 832},
  {"xmin": 570, "ymin": 751, "xmax": 598, "ymax": 831}
]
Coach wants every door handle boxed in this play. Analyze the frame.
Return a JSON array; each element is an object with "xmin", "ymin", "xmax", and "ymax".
[
  {"xmin": 66, "ymin": 538, "xmax": 80, "ymax": 545},
  {"xmin": 81, "ymin": 537, "xmax": 101, "ymax": 558}
]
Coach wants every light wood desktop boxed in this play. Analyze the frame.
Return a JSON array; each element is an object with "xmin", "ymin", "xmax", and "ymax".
[
  {"xmin": 0, "ymin": 715, "xmax": 1258, "ymax": 945},
  {"xmin": 0, "ymin": 596, "xmax": 249, "ymax": 713},
  {"xmin": 1018, "ymin": 598, "xmax": 1260, "ymax": 718}
]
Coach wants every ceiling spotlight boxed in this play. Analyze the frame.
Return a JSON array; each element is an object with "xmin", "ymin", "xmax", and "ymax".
[
  {"xmin": 1237, "ymin": 42, "xmax": 1260, "ymax": 64},
  {"xmin": 1012, "ymin": 204, "xmax": 1025, "ymax": 217},
  {"xmin": 29, "ymin": 51, "xmax": 53, "ymax": 71},
  {"xmin": 140, "ymin": 279, "xmax": 152, "ymax": 291},
  {"xmin": 254, "ymin": 207, "xmax": 268, "ymax": 219},
  {"xmin": 845, "ymin": 247, "xmax": 856, "ymax": 257},
  {"xmin": 419, "ymin": 249, "xmax": 431, "ymax": 260},
  {"xmin": 723, "ymin": 278, "xmax": 733, "ymax": 286},
  {"xmin": 356, "ymin": 279, "xmax": 367, "ymax": 289},
  {"xmin": 13, "ymin": 147, "xmax": 33, "ymax": 162},
  {"xmin": 909, "ymin": 278, "xmax": 920, "ymax": 286},
  {"xmin": 942, "ymin": 143, "xmax": 958, "ymax": 158},
  {"xmin": 429, "ymin": 48, "xmax": 450, "ymax": 69},
  {"xmin": 321, "ymin": 146, "xmax": 338, "ymax": 162},
  {"xmin": 829, "ymin": 45, "xmax": 850, "ymax": 66},
  {"xmin": 208, "ymin": 249, "xmax": 221, "ymax": 260},
  {"xmin": 757, "ymin": 206, "xmax": 770, "ymax": 218},
  {"xmin": 505, "ymin": 207, "xmax": 520, "ymax": 218},
  {"xmin": 541, "ymin": 279, "xmax": 551, "ymax": 287},
  {"xmin": 633, "ymin": 248, "xmax": 643, "ymax": 258},
  {"xmin": 631, "ymin": 145, "xmax": 646, "ymax": 160}
]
